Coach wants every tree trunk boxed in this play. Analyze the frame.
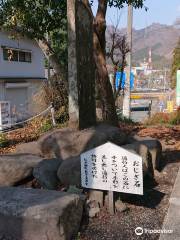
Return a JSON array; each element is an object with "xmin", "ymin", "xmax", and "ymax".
[
  {"xmin": 93, "ymin": 0, "xmax": 118, "ymax": 126},
  {"xmin": 93, "ymin": 31, "xmax": 118, "ymax": 126},
  {"xmin": 67, "ymin": 0, "xmax": 96, "ymax": 129},
  {"xmin": 82, "ymin": 0, "xmax": 118, "ymax": 126},
  {"xmin": 37, "ymin": 38, "xmax": 68, "ymax": 91},
  {"xmin": 113, "ymin": 66, "xmax": 118, "ymax": 94},
  {"xmin": 37, "ymin": 37, "xmax": 68, "ymax": 110}
]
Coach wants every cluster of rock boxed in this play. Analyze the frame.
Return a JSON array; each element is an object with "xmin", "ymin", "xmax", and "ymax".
[{"xmin": 0, "ymin": 124, "xmax": 163, "ymax": 239}]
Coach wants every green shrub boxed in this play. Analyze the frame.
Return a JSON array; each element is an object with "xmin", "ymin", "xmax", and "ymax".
[
  {"xmin": 39, "ymin": 119, "xmax": 53, "ymax": 133},
  {"xmin": 55, "ymin": 106, "xmax": 69, "ymax": 124},
  {"xmin": 145, "ymin": 113, "xmax": 168, "ymax": 125},
  {"xmin": 117, "ymin": 109, "xmax": 135, "ymax": 124},
  {"xmin": 145, "ymin": 108, "xmax": 180, "ymax": 126},
  {"xmin": 169, "ymin": 108, "xmax": 180, "ymax": 125},
  {"xmin": 0, "ymin": 133, "xmax": 9, "ymax": 148}
]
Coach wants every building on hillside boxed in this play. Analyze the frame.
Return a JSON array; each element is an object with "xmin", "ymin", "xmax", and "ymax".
[
  {"xmin": 0, "ymin": 31, "xmax": 46, "ymax": 123},
  {"xmin": 132, "ymin": 48, "xmax": 153, "ymax": 76}
]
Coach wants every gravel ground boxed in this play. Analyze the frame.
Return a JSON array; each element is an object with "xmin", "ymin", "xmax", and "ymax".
[{"xmin": 79, "ymin": 127, "xmax": 180, "ymax": 240}]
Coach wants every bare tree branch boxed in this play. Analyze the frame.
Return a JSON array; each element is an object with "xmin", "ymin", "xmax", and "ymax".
[{"xmin": 107, "ymin": 25, "xmax": 130, "ymax": 100}]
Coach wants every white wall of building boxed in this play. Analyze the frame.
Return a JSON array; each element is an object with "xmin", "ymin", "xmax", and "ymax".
[
  {"xmin": 3, "ymin": 79, "xmax": 45, "ymax": 121},
  {"xmin": 0, "ymin": 31, "xmax": 45, "ymax": 78},
  {"xmin": 0, "ymin": 31, "xmax": 47, "ymax": 123},
  {"xmin": 0, "ymin": 82, "xmax": 5, "ymax": 101}
]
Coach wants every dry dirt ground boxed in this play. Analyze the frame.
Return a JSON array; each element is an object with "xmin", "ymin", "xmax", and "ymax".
[{"xmin": 79, "ymin": 125, "xmax": 180, "ymax": 240}]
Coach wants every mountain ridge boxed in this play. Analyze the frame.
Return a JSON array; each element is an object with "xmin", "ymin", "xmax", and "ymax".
[{"xmin": 106, "ymin": 22, "xmax": 180, "ymax": 68}]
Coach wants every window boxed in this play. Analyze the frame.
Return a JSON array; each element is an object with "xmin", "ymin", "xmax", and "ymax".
[
  {"xmin": 3, "ymin": 48, "xmax": 9, "ymax": 61},
  {"xmin": 3, "ymin": 48, "xmax": 18, "ymax": 61},
  {"xmin": 24, "ymin": 52, "xmax": 31, "ymax": 62},
  {"xmin": 19, "ymin": 51, "xmax": 31, "ymax": 62},
  {"xmin": 19, "ymin": 51, "xmax": 25, "ymax": 62},
  {"xmin": 2, "ymin": 47, "xmax": 32, "ymax": 63}
]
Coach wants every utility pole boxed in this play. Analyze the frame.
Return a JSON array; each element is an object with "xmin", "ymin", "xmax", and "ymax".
[
  {"xmin": 123, "ymin": 4, "xmax": 133, "ymax": 118},
  {"xmin": 164, "ymin": 68, "xmax": 167, "ymax": 92}
]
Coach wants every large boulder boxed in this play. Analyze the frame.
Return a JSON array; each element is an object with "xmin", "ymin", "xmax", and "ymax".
[
  {"xmin": 38, "ymin": 124, "xmax": 127, "ymax": 159},
  {"xmin": 128, "ymin": 135, "xmax": 162, "ymax": 170},
  {"xmin": 0, "ymin": 154, "xmax": 44, "ymax": 186},
  {"xmin": 0, "ymin": 187, "xmax": 84, "ymax": 240},
  {"xmin": 122, "ymin": 143, "xmax": 154, "ymax": 178},
  {"xmin": 33, "ymin": 158, "xmax": 61, "ymax": 190},
  {"xmin": 57, "ymin": 156, "xmax": 81, "ymax": 187},
  {"xmin": 57, "ymin": 142, "xmax": 154, "ymax": 190},
  {"xmin": 15, "ymin": 141, "xmax": 42, "ymax": 156},
  {"xmin": 58, "ymin": 159, "xmax": 104, "ymax": 210}
]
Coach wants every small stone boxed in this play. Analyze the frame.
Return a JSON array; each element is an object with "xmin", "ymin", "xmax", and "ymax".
[
  {"xmin": 115, "ymin": 200, "xmax": 128, "ymax": 213},
  {"xmin": 88, "ymin": 190, "xmax": 104, "ymax": 207},
  {"xmin": 86, "ymin": 200, "xmax": 100, "ymax": 218}
]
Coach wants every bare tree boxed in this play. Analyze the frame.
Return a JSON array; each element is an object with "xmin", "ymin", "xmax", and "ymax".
[{"xmin": 107, "ymin": 27, "xmax": 130, "ymax": 100}]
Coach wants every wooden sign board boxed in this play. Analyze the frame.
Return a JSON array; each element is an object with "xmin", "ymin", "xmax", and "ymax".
[{"xmin": 81, "ymin": 142, "xmax": 143, "ymax": 195}]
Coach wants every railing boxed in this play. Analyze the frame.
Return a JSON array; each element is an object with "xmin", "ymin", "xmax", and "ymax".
[{"xmin": 0, "ymin": 102, "xmax": 55, "ymax": 132}]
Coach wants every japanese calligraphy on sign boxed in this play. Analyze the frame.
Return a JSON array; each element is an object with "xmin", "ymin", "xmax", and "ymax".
[{"xmin": 81, "ymin": 142, "xmax": 143, "ymax": 195}]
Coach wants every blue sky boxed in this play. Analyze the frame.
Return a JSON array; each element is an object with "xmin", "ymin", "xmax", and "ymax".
[{"xmin": 92, "ymin": 0, "xmax": 180, "ymax": 29}]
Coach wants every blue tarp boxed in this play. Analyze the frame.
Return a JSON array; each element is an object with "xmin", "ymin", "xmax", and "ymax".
[{"xmin": 115, "ymin": 72, "xmax": 134, "ymax": 90}]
